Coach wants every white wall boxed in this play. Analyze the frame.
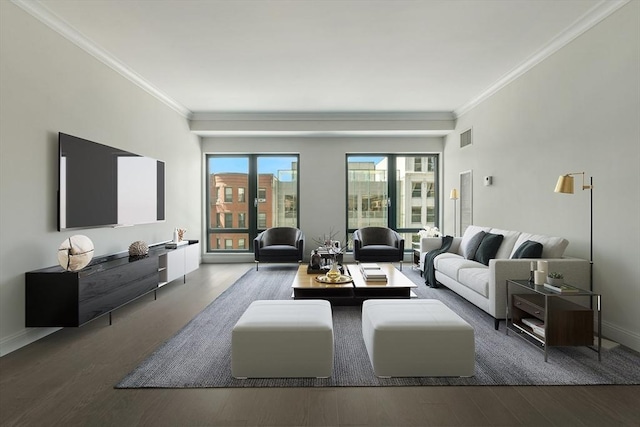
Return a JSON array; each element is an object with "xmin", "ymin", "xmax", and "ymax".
[
  {"xmin": 201, "ymin": 136, "xmax": 443, "ymax": 263},
  {"xmin": 443, "ymin": 1, "xmax": 639, "ymax": 351},
  {"xmin": 0, "ymin": 2, "xmax": 201, "ymax": 355}
]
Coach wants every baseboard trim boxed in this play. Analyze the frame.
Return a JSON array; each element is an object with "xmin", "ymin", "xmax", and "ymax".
[
  {"xmin": 0, "ymin": 327, "xmax": 61, "ymax": 357},
  {"xmin": 601, "ymin": 320, "xmax": 639, "ymax": 353}
]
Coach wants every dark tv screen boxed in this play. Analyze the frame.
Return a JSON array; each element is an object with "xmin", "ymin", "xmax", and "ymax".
[{"xmin": 58, "ymin": 133, "xmax": 165, "ymax": 230}]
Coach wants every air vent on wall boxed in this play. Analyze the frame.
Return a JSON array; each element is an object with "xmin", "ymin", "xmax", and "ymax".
[{"xmin": 460, "ymin": 128, "xmax": 472, "ymax": 148}]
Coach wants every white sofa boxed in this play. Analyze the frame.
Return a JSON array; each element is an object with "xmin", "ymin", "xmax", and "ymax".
[{"xmin": 420, "ymin": 225, "xmax": 590, "ymax": 329}]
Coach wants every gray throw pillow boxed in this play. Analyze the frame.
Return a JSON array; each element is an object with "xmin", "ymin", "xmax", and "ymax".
[
  {"xmin": 463, "ymin": 231, "xmax": 486, "ymax": 260},
  {"xmin": 511, "ymin": 240, "xmax": 543, "ymax": 259},
  {"xmin": 474, "ymin": 233, "xmax": 504, "ymax": 265}
]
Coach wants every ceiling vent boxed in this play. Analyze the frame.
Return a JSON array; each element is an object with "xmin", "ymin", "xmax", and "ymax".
[{"xmin": 460, "ymin": 128, "xmax": 472, "ymax": 148}]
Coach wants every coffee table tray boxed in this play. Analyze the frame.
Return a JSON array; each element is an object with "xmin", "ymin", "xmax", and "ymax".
[{"xmin": 315, "ymin": 275, "xmax": 353, "ymax": 284}]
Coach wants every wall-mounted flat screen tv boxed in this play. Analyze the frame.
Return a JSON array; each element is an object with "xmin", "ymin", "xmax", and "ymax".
[{"xmin": 58, "ymin": 133, "xmax": 165, "ymax": 230}]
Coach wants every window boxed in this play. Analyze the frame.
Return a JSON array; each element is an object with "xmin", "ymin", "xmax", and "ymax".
[
  {"xmin": 411, "ymin": 207, "xmax": 421, "ymax": 223},
  {"xmin": 225, "ymin": 239, "xmax": 233, "ymax": 250},
  {"xmin": 258, "ymin": 212, "xmax": 267, "ymax": 229},
  {"xmin": 258, "ymin": 188, "xmax": 266, "ymax": 202},
  {"xmin": 206, "ymin": 155, "xmax": 299, "ymax": 252},
  {"xmin": 347, "ymin": 154, "xmax": 439, "ymax": 249},
  {"xmin": 427, "ymin": 206, "xmax": 435, "ymax": 223},
  {"xmin": 426, "ymin": 182, "xmax": 435, "ymax": 198},
  {"xmin": 411, "ymin": 182, "xmax": 422, "ymax": 198}
]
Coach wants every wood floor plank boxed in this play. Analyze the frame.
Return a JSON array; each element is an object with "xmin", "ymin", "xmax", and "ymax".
[{"xmin": 1, "ymin": 263, "xmax": 639, "ymax": 427}]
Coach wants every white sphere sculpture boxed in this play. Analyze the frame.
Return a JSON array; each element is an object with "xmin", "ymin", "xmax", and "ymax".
[{"xmin": 58, "ymin": 235, "xmax": 94, "ymax": 271}]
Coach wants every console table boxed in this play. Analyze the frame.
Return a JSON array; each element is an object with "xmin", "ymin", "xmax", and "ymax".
[
  {"xmin": 506, "ymin": 279, "xmax": 601, "ymax": 362},
  {"xmin": 25, "ymin": 241, "xmax": 199, "ymax": 327}
]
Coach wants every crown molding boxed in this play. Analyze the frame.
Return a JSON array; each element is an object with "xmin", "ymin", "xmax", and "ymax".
[
  {"xmin": 190, "ymin": 111, "xmax": 455, "ymax": 121},
  {"xmin": 453, "ymin": 0, "xmax": 630, "ymax": 118},
  {"xmin": 12, "ymin": 0, "xmax": 193, "ymax": 119}
]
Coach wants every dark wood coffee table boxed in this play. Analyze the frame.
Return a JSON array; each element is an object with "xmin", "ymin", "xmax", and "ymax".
[{"xmin": 291, "ymin": 263, "xmax": 417, "ymax": 305}]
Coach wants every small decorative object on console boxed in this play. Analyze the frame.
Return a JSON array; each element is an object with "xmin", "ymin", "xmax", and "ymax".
[
  {"xmin": 547, "ymin": 272, "xmax": 564, "ymax": 286},
  {"xmin": 57, "ymin": 234, "xmax": 94, "ymax": 271},
  {"xmin": 128, "ymin": 240, "xmax": 149, "ymax": 258},
  {"xmin": 177, "ymin": 228, "xmax": 187, "ymax": 241}
]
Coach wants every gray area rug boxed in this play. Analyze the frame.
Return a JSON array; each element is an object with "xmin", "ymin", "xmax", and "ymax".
[{"xmin": 116, "ymin": 265, "xmax": 640, "ymax": 388}]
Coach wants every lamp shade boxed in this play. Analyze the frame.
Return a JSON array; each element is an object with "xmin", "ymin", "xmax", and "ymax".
[
  {"xmin": 450, "ymin": 188, "xmax": 459, "ymax": 200},
  {"xmin": 554, "ymin": 175, "xmax": 574, "ymax": 194}
]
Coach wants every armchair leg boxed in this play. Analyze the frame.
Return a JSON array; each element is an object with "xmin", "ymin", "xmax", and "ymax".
[
  {"xmin": 399, "ymin": 261, "xmax": 403, "ymax": 271},
  {"xmin": 255, "ymin": 261, "xmax": 259, "ymax": 271}
]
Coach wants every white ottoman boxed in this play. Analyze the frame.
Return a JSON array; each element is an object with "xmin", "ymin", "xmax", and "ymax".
[
  {"xmin": 362, "ymin": 299, "xmax": 475, "ymax": 377},
  {"xmin": 232, "ymin": 300, "xmax": 334, "ymax": 378}
]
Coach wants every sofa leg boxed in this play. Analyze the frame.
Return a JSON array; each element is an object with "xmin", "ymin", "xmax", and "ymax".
[
  {"xmin": 399, "ymin": 261, "xmax": 403, "ymax": 271},
  {"xmin": 494, "ymin": 318, "xmax": 500, "ymax": 330}
]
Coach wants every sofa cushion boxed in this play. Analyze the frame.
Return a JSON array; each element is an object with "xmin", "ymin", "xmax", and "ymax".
[
  {"xmin": 458, "ymin": 268, "xmax": 490, "ymax": 297},
  {"xmin": 489, "ymin": 228, "xmax": 521, "ymax": 259},
  {"xmin": 474, "ymin": 233, "xmax": 504, "ymax": 266},
  {"xmin": 510, "ymin": 233, "xmax": 569, "ymax": 259},
  {"xmin": 511, "ymin": 240, "xmax": 543, "ymax": 259},
  {"xmin": 435, "ymin": 255, "xmax": 485, "ymax": 281},
  {"xmin": 464, "ymin": 231, "xmax": 486, "ymax": 260},
  {"xmin": 460, "ymin": 226, "xmax": 491, "ymax": 258}
]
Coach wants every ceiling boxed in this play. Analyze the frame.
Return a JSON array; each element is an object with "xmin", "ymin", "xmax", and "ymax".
[{"xmin": 21, "ymin": 0, "xmax": 623, "ymax": 118}]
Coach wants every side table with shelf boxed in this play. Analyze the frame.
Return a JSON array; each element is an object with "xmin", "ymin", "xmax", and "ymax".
[{"xmin": 506, "ymin": 279, "xmax": 601, "ymax": 362}]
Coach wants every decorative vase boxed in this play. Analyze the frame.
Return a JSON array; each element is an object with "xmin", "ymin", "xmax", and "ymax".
[
  {"xmin": 310, "ymin": 250, "xmax": 322, "ymax": 270},
  {"xmin": 325, "ymin": 259, "xmax": 341, "ymax": 281}
]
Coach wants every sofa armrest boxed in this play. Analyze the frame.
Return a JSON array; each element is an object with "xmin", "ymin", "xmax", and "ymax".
[
  {"xmin": 488, "ymin": 257, "xmax": 591, "ymax": 319},
  {"xmin": 419, "ymin": 237, "xmax": 442, "ymax": 254}
]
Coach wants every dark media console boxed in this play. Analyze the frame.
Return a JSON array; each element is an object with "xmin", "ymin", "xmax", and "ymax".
[{"xmin": 25, "ymin": 241, "xmax": 199, "ymax": 327}]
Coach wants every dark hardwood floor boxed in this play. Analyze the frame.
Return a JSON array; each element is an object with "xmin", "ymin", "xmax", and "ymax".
[{"xmin": 1, "ymin": 263, "xmax": 638, "ymax": 426}]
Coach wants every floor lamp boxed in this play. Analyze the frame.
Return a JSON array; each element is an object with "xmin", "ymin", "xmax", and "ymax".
[
  {"xmin": 554, "ymin": 172, "xmax": 593, "ymax": 292},
  {"xmin": 450, "ymin": 188, "xmax": 459, "ymax": 237}
]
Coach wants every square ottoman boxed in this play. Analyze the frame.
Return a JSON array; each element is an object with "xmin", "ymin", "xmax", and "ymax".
[
  {"xmin": 362, "ymin": 299, "xmax": 475, "ymax": 377},
  {"xmin": 232, "ymin": 300, "xmax": 334, "ymax": 378}
]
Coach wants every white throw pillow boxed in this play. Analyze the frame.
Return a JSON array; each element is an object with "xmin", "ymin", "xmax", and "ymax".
[
  {"xmin": 511, "ymin": 233, "xmax": 569, "ymax": 259},
  {"xmin": 489, "ymin": 228, "xmax": 521, "ymax": 259}
]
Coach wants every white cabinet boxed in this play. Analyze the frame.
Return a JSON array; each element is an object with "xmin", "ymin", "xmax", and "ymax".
[{"xmin": 159, "ymin": 242, "xmax": 200, "ymax": 286}]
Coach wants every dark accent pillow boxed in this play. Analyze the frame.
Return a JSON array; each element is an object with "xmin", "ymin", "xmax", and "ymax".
[
  {"xmin": 511, "ymin": 240, "xmax": 543, "ymax": 259},
  {"xmin": 464, "ymin": 231, "xmax": 486, "ymax": 260},
  {"xmin": 474, "ymin": 233, "xmax": 504, "ymax": 265}
]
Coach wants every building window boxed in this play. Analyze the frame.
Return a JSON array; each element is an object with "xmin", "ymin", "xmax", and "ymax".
[
  {"xmin": 347, "ymin": 154, "xmax": 439, "ymax": 249},
  {"xmin": 258, "ymin": 212, "xmax": 267, "ymax": 229},
  {"xmin": 411, "ymin": 207, "xmax": 421, "ymax": 223},
  {"xmin": 238, "ymin": 238, "xmax": 246, "ymax": 249},
  {"xmin": 206, "ymin": 154, "xmax": 299, "ymax": 252},
  {"xmin": 225, "ymin": 239, "xmax": 233, "ymax": 250},
  {"xmin": 411, "ymin": 182, "xmax": 422, "ymax": 198}
]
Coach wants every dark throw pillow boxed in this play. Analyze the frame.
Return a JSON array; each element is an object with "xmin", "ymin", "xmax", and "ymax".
[
  {"xmin": 464, "ymin": 231, "xmax": 486, "ymax": 260},
  {"xmin": 474, "ymin": 233, "xmax": 504, "ymax": 266},
  {"xmin": 511, "ymin": 240, "xmax": 543, "ymax": 259}
]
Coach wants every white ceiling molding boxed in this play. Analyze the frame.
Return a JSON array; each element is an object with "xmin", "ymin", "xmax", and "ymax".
[
  {"xmin": 453, "ymin": 0, "xmax": 630, "ymax": 118},
  {"xmin": 12, "ymin": 0, "xmax": 193, "ymax": 119},
  {"xmin": 189, "ymin": 112, "xmax": 455, "ymax": 137}
]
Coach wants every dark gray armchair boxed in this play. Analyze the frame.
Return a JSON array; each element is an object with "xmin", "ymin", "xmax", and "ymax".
[
  {"xmin": 254, "ymin": 227, "xmax": 304, "ymax": 270},
  {"xmin": 353, "ymin": 227, "xmax": 404, "ymax": 270}
]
